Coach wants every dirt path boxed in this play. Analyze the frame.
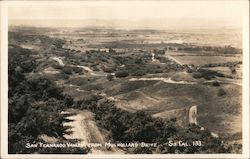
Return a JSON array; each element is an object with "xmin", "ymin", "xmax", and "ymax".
[
  {"xmin": 129, "ymin": 77, "xmax": 197, "ymax": 84},
  {"xmin": 51, "ymin": 56, "xmax": 106, "ymax": 76},
  {"xmin": 165, "ymin": 54, "xmax": 184, "ymax": 66},
  {"xmin": 62, "ymin": 109, "xmax": 124, "ymax": 154},
  {"xmin": 62, "ymin": 109, "xmax": 106, "ymax": 152}
]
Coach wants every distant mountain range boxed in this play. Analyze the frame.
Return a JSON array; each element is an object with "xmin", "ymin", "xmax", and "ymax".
[{"xmin": 9, "ymin": 19, "xmax": 241, "ymax": 31}]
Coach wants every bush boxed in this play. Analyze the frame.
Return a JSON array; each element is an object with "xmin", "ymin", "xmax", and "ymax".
[
  {"xmin": 198, "ymin": 69, "xmax": 225, "ymax": 79},
  {"xmin": 230, "ymin": 66, "xmax": 236, "ymax": 74},
  {"xmin": 72, "ymin": 66, "xmax": 83, "ymax": 73},
  {"xmin": 61, "ymin": 66, "xmax": 83, "ymax": 74},
  {"xmin": 103, "ymin": 66, "xmax": 116, "ymax": 73},
  {"xmin": 115, "ymin": 70, "xmax": 129, "ymax": 78},
  {"xmin": 146, "ymin": 65, "xmax": 164, "ymax": 74},
  {"xmin": 218, "ymin": 88, "xmax": 226, "ymax": 96},
  {"xmin": 192, "ymin": 72, "xmax": 202, "ymax": 78},
  {"xmin": 134, "ymin": 58, "xmax": 142, "ymax": 64},
  {"xmin": 154, "ymin": 69, "xmax": 163, "ymax": 73},
  {"xmin": 62, "ymin": 66, "xmax": 73, "ymax": 75},
  {"xmin": 106, "ymin": 74, "xmax": 114, "ymax": 81},
  {"xmin": 131, "ymin": 70, "xmax": 146, "ymax": 76},
  {"xmin": 213, "ymin": 81, "xmax": 220, "ymax": 86},
  {"xmin": 51, "ymin": 64, "xmax": 63, "ymax": 69}
]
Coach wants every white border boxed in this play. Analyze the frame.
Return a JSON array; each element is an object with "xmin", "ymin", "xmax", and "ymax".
[
  {"xmin": 1, "ymin": 1, "xmax": 249, "ymax": 159},
  {"xmin": 242, "ymin": 1, "xmax": 250, "ymax": 157}
]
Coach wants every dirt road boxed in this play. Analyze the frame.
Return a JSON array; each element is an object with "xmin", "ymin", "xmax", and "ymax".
[
  {"xmin": 165, "ymin": 54, "xmax": 184, "ymax": 66},
  {"xmin": 62, "ymin": 109, "xmax": 124, "ymax": 154},
  {"xmin": 62, "ymin": 109, "xmax": 106, "ymax": 152}
]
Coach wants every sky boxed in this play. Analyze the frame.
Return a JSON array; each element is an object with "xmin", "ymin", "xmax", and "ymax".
[{"xmin": 8, "ymin": 1, "xmax": 247, "ymax": 29}]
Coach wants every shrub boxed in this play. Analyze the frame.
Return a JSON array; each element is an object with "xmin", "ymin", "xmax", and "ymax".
[
  {"xmin": 131, "ymin": 70, "xmax": 146, "ymax": 76},
  {"xmin": 51, "ymin": 63, "xmax": 63, "ymax": 69},
  {"xmin": 213, "ymin": 81, "xmax": 220, "ymax": 86},
  {"xmin": 103, "ymin": 66, "xmax": 116, "ymax": 73},
  {"xmin": 115, "ymin": 70, "xmax": 129, "ymax": 78},
  {"xmin": 198, "ymin": 69, "xmax": 225, "ymax": 79},
  {"xmin": 72, "ymin": 66, "xmax": 83, "ymax": 73},
  {"xmin": 134, "ymin": 58, "xmax": 142, "ymax": 64},
  {"xmin": 62, "ymin": 66, "xmax": 83, "ymax": 74},
  {"xmin": 154, "ymin": 69, "xmax": 163, "ymax": 73},
  {"xmin": 106, "ymin": 74, "xmax": 114, "ymax": 81},
  {"xmin": 62, "ymin": 66, "xmax": 73, "ymax": 75},
  {"xmin": 218, "ymin": 88, "xmax": 227, "ymax": 96},
  {"xmin": 146, "ymin": 65, "xmax": 164, "ymax": 74},
  {"xmin": 192, "ymin": 72, "xmax": 202, "ymax": 78},
  {"xmin": 230, "ymin": 66, "xmax": 236, "ymax": 74},
  {"xmin": 186, "ymin": 68, "xmax": 193, "ymax": 73}
]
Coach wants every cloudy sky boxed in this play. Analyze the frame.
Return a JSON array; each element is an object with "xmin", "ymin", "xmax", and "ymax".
[{"xmin": 8, "ymin": 0, "xmax": 247, "ymax": 29}]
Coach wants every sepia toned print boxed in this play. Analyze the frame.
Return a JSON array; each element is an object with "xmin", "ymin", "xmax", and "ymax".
[{"xmin": 1, "ymin": 0, "xmax": 249, "ymax": 158}]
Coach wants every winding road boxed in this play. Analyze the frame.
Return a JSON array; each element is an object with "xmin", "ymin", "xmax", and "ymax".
[
  {"xmin": 51, "ymin": 56, "xmax": 106, "ymax": 76},
  {"xmin": 51, "ymin": 56, "xmax": 241, "ymax": 86}
]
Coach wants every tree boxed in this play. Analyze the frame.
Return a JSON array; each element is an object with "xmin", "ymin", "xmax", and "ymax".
[
  {"xmin": 192, "ymin": 72, "xmax": 202, "ymax": 79},
  {"xmin": 115, "ymin": 70, "xmax": 129, "ymax": 78},
  {"xmin": 213, "ymin": 81, "xmax": 220, "ymax": 87},
  {"xmin": 106, "ymin": 74, "xmax": 114, "ymax": 81},
  {"xmin": 218, "ymin": 88, "xmax": 227, "ymax": 96}
]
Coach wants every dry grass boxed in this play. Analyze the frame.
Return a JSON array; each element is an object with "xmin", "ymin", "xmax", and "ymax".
[{"xmin": 109, "ymin": 79, "xmax": 242, "ymax": 140}]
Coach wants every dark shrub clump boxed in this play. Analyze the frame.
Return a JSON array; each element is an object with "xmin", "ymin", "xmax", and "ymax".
[{"xmin": 218, "ymin": 88, "xmax": 227, "ymax": 96}]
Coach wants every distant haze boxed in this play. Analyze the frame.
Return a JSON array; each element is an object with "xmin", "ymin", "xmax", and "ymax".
[{"xmin": 8, "ymin": 1, "xmax": 246, "ymax": 30}]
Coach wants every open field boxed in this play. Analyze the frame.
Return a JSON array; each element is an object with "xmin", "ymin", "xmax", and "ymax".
[{"xmin": 169, "ymin": 55, "xmax": 242, "ymax": 65}]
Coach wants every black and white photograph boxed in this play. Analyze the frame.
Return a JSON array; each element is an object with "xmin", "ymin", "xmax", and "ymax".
[{"xmin": 0, "ymin": 0, "xmax": 249, "ymax": 158}]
